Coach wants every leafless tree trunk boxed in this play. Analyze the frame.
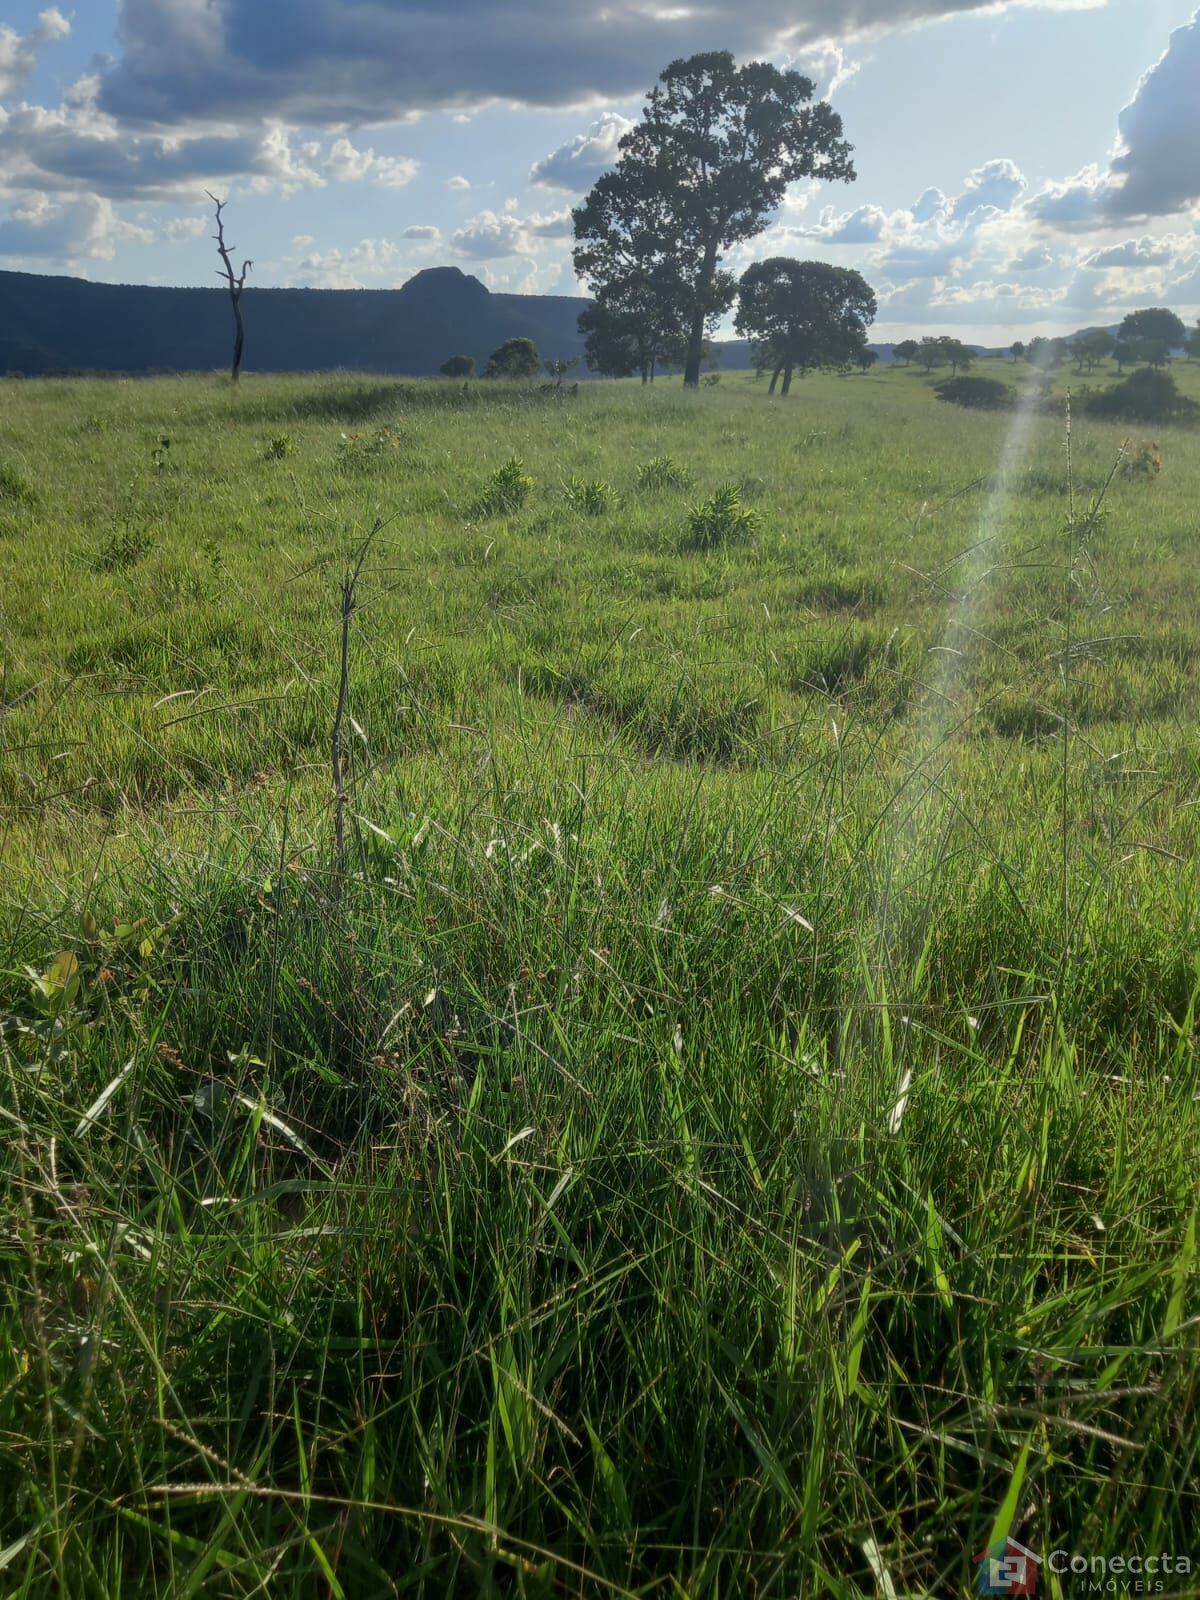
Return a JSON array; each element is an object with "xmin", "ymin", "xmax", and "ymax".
[{"xmin": 206, "ymin": 192, "xmax": 251, "ymax": 382}]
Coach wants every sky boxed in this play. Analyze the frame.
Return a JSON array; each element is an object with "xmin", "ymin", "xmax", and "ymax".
[{"xmin": 1, "ymin": 0, "xmax": 1199, "ymax": 342}]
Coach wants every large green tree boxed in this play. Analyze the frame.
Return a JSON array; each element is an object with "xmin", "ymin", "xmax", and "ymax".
[
  {"xmin": 734, "ymin": 258, "xmax": 876, "ymax": 395},
  {"xmin": 1120, "ymin": 307, "xmax": 1186, "ymax": 351},
  {"xmin": 574, "ymin": 52, "xmax": 855, "ymax": 389},
  {"xmin": 577, "ymin": 269, "xmax": 691, "ymax": 383}
]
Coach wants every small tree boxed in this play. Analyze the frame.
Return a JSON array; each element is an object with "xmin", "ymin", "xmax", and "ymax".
[
  {"xmin": 205, "ymin": 191, "xmax": 251, "ymax": 382},
  {"xmin": 1120, "ymin": 307, "xmax": 1186, "ymax": 352},
  {"xmin": 1136, "ymin": 338, "xmax": 1171, "ymax": 369},
  {"xmin": 439, "ymin": 354, "xmax": 475, "ymax": 378},
  {"xmin": 894, "ymin": 339, "xmax": 919, "ymax": 367},
  {"xmin": 1010, "ymin": 340, "xmax": 1025, "ymax": 362},
  {"xmin": 1071, "ymin": 329, "xmax": 1114, "ymax": 372},
  {"xmin": 855, "ymin": 347, "xmax": 879, "ymax": 373},
  {"xmin": 485, "ymin": 337, "xmax": 540, "ymax": 379},
  {"xmin": 734, "ymin": 258, "xmax": 876, "ymax": 395},
  {"xmin": 1113, "ymin": 339, "xmax": 1136, "ymax": 374},
  {"xmin": 544, "ymin": 356, "xmax": 581, "ymax": 390},
  {"xmin": 941, "ymin": 338, "xmax": 974, "ymax": 376},
  {"xmin": 914, "ymin": 336, "xmax": 946, "ymax": 374}
]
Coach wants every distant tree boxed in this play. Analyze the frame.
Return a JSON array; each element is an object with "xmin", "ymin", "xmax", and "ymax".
[
  {"xmin": 1119, "ymin": 307, "xmax": 1186, "ymax": 352},
  {"xmin": 1112, "ymin": 339, "xmax": 1136, "ymax": 374},
  {"xmin": 578, "ymin": 273, "xmax": 690, "ymax": 383},
  {"xmin": 439, "ymin": 354, "xmax": 475, "ymax": 378},
  {"xmin": 485, "ymin": 337, "xmax": 540, "ymax": 379},
  {"xmin": 914, "ymin": 336, "xmax": 946, "ymax": 374},
  {"xmin": 1071, "ymin": 329, "xmax": 1115, "ymax": 372},
  {"xmin": 205, "ymin": 191, "xmax": 251, "ymax": 382},
  {"xmin": 1024, "ymin": 336, "xmax": 1068, "ymax": 371},
  {"xmin": 1136, "ymin": 338, "xmax": 1171, "ymax": 369},
  {"xmin": 544, "ymin": 355, "xmax": 581, "ymax": 391},
  {"xmin": 573, "ymin": 52, "xmax": 855, "ymax": 388},
  {"xmin": 1186, "ymin": 322, "xmax": 1200, "ymax": 361},
  {"xmin": 941, "ymin": 338, "xmax": 974, "ymax": 376},
  {"xmin": 734, "ymin": 258, "xmax": 876, "ymax": 395},
  {"xmin": 1010, "ymin": 340, "xmax": 1025, "ymax": 362},
  {"xmin": 894, "ymin": 339, "xmax": 919, "ymax": 366},
  {"xmin": 855, "ymin": 347, "xmax": 879, "ymax": 373}
]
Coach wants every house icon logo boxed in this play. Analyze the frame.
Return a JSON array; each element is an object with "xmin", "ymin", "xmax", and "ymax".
[{"xmin": 975, "ymin": 1538, "xmax": 1041, "ymax": 1595}]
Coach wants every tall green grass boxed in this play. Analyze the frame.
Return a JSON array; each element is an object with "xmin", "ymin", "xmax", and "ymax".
[{"xmin": 1, "ymin": 368, "xmax": 1198, "ymax": 1596}]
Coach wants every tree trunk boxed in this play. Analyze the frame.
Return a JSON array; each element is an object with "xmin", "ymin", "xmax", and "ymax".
[
  {"xmin": 780, "ymin": 362, "xmax": 794, "ymax": 396},
  {"xmin": 768, "ymin": 365, "xmax": 782, "ymax": 395},
  {"xmin": 230, "ymin": 292, "xmax": 245, "ymax": 382},
  {"xmin": 683, "ymin": 238, "xmax": 718, "ymax": 389}
]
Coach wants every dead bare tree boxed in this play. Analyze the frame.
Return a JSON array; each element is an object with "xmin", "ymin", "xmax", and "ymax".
[{"xmin": 205, "ymin": 191, "xmax": 251, "ymax": 381}]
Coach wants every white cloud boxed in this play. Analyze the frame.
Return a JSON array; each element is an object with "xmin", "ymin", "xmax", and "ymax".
[
  {"xmin": 325, "ymin": 135, "xmax": 418, "ymax": 189},
  {"xmin": 0, "ymin": 190, "xmax": 149, "ymax": 264},
  {"xmin": 0, "ymin": 8, "xmax": 70, "ymax": 99},
  {"xmin": 530, "ymin": 113, "xmax": 632, "ymax": 191},
  {"xmin": 446, "ymin": 175, "xmax": 471, "ymax": 191},
  {"xmin": 451, "ymin": 206, "xmax": 571, "ymax": 260}
]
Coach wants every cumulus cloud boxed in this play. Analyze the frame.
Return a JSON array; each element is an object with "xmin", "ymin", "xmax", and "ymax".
[
  {"xmin": 445, "ymin": 175, "xmax": 471, "ymax": 191},
  {"xmin": 805, "ymin": 203, "xmax": 894, "ymax": 244},
  {"xmin": 530, "ymin": 113, "xmax": 632, "ymax": 191},
  {"xmin": 96, "ymin": 0, "xmax": 1105, "ymax": 128},
  {"xmin": 1107, "ymin": 11, "xmax": 1200, "ymax": 220},
  {"xmin": 949, "ymin": 158, "xmax": 1026, "ymax": 221},
  {"xmin": 325, "ymin": 136, "xmax": 418, "ymax": 188},
  {"xmin": 291, "ymin": 236, "xmax": 402, "ymax": 288},
  {"xmin": 451, "ymin": 205, "xmax": 572, "ymax": 259},
  {"xmin": 0, "ymin": 8, "xmax": 70, "ymax": 99},
  {"xmin": 401, "ymin": 223, "xmax": 440, "ymax": 240},
  {"xmin": 1081, "ymin": 236, "xmax": 1178, "ymax": 269},
  {"xmin": 1007, "ymin": 243, "xmax": 1053, "ymax": 271},
  {"xmin": 911, "ymin": 187, "xmax": 947, "ymax": 224},
  {"xmin": 0, "ymin": 190, "xmax": 148, "ymax": 262}
]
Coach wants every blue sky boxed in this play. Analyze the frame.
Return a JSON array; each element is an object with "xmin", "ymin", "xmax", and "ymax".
[{"xmin": 1, "ymin": 0, "xmax": 1198, "ymax": 341}]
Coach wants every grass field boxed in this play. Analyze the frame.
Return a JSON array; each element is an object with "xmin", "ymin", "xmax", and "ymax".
[{"xmin": 2, "ymin": 360, "xmax": 1199, "ymax": 1596}]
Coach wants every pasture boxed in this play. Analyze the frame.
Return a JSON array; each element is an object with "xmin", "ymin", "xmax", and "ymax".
[{"xmin": 1, "ymin": 363, "xmax": 1198, "ymax": 1595}]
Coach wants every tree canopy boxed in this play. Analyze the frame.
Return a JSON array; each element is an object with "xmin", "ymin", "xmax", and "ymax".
[
  {"xmin": 573, "ymin": 51, "xmax": 855, "ymax": 388},
  {"xmin": 439, "ymin": 354, "xmax": 475, "ymax": 379},
  {"xmin": 484, "ymin": 337, "xmax": 540, "ymax": 379},
  {"xmin": 1120, "ymin": 307, "xmax": 1186, "ymax": 351},
  {"xmin": 734, "ymin": 258, "xmax": 876, "ymax": 395}
]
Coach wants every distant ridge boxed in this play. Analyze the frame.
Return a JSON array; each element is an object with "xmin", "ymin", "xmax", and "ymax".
[
  {"xmin": 0, "ymin": 265, "xmax": 591, "ymax": 377},
  {"xmin": 0, "ymin": 264, "xmax": 1115, "ymax": 377}
]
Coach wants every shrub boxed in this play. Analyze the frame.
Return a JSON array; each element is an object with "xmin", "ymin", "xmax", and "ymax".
[
  {"xmin": 0, "ymin": 464, "xmax": 37, "ymax": 505},
  {"xmin": 440, "ymin": 354, "xmax": 476, "ymax": 379},
  {"xmin": 637, "ymin": 455, "xmax": 690, "ymax": 492},
  {"xmin": 484, "ymin": 338, "xmax": 540, "ymax": 380},
  {"xmin": 933, "ymin": 376, "xmax": 1012, "ymax": 410},
  {"xmin": 1123, "ymin": 439, "xmax": 1162, "ymax": 479},
  {"xmin": 91, "ymin": 526, "xmax": 157, "ymax": 572},
  {"xmin": 684, "ymin": 484, "xmax": 760, "ymax": 550},
  {"xmin": 335, "ymin": 426, "xmax": 401, "ymax": 468},
  {"xmin": 473, "ymin": 457, "xmax": 534, "ymax": 517},
  {"xmin": 562, "ymin": 475, "xmax": 617, "ymax": 516},
  {"xmin": 263, "ymin": 432, "xmax": 297, "ymax": 460},
  {"xmin": 1085, "ymin": 368, "xmax": 1200, "ymax": 425}
]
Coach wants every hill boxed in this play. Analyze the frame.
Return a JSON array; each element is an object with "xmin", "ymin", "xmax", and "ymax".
[{"xmin": 0, "ymin": 264, "xmax": 594, "ymax": 377}]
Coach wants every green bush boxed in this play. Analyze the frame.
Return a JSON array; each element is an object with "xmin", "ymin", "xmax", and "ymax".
[
  {"xmin": 1085, "ymin": 367, "xmax": 1200, "ymax": 425},
  {"xmin": 933, "ymin": 376, "xmax": 1012, "ymax": 410},
  {"xmin": 684, "ymin": 483, "xmax": 760, "ymax": 549},
  {"xmin": 637, "ymin": 455, "xmax": 691, "ymax": 491},
  {"xmin": 472, "ymin": 456, "xmax": 534, "ymax": 516},
  {"xmin": 562, "ymin": 475, "xmax": 617, "ymax": 516}
]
